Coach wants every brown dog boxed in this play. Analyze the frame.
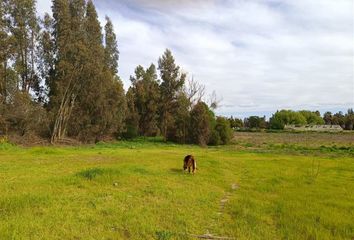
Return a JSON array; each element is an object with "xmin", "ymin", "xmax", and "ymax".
[{"xmin": 183, "ymin": 155, "xmax": 197, "ymax": 174}]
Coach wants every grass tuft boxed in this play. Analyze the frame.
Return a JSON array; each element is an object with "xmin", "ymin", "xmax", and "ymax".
[
  {"xmin": 155, "ymin": 230, "xmax": 174, "ymax": 240},
  {"xmin": 76, "ymin": 168, "xmax": 118, "ymax": 180}
]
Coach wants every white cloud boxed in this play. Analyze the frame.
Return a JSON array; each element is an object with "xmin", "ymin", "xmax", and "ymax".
[{"xmin": 36, "ymin": 0, "xmax": 354, "ymax": 117}]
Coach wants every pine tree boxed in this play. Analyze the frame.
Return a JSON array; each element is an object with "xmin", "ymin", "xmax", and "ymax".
[
  {"xmin": 104, "ymin": 16, "xmax": 119, "ymax": 76},
  {"xmin": 50, "ymin": 0, "xmax": 126, "ymax": 142},
  {"xmin": 0, "ymin": 1, "xmax": 10, "ymax": 102},
  {"xmin": 129, "ymin": 64, "xmax": 160, "ymax": 136},
  {"xmin": 37, "ymin": 13, "xmax": 55, "ymax": 103},
  {"xmin": 103, "ymin": 16, "xmax": 126, "ymax": 136},
  {"xmin": 50, "ymin": 0, "xmax": 82, "ymax": 142},
  {"xmin": 190, "ymin": 101, "xmax": 212, "ymax": 146},
  {"xmin": 168, "ymin": 92, "xmax": 190, "ymax": 143},
  {"xmin": 124, "ymin": 87, "xmax": 139, "ymax": 139},
  {"xmin": 68, "ymin": 0, "xmax": 126, "ymax": 142},
  {"xmin": 139, "ymin": 64, "xmax": 160, "ymax": 136},
  {"xmin": 68, "ymin": 0, "xmax": 104, "ymax": 141},
  {"xmin": 106, "ymin": 76, "xmax": 127, "ymax": 138},
  {"xmin": 8, "ymin": 0, "xmax": 39, "ymax": 93},
  {"xmin": 158, "ymin": 49, "xmax": 186, "ymax": 141}
]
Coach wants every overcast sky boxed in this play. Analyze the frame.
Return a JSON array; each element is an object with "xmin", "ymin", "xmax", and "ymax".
[{"xmin": 37, "ymin": 0, "xmax": 354, "ymax": 118}]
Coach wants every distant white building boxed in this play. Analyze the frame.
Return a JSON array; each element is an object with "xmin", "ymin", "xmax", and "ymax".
[{"xmin": 284, "ymin": 125, "xmax": 343, "ymax": 132}]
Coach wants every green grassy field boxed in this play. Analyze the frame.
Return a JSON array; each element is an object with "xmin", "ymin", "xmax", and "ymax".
[{"xmin": 0, "ymin": 133, "xmax": 353, "ymax": 239}]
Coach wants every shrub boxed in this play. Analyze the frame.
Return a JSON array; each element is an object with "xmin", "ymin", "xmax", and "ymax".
[
  {"xmin": 189, "ymin": 102, "xmax": 211, "ymax": 146},
  {"xmin": 122, "ymin": 124, "xmax": 139, "ymax": 139},
  {"xmin": 77, "ymin": 168, "xmax": 106, "ymax": 180},
  {"xmin": 2, "ymin": 92, "xmax": 50, "ymax": 137},
  {"xmin": 270, "ymin": 110, "xmax": 307, "ymax": 129},
  {"xmin": 209, "ymin": 129, "xmax": 221, "ymax": 145},
  {"xmin": 214, "ymin": 117, "xmax": 233, "ymax": 145}
]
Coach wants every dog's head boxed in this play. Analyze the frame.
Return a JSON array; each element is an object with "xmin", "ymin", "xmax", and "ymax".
[{"xmin": 183, "ymin": 162, "xmax": 188, "ymax": 170}]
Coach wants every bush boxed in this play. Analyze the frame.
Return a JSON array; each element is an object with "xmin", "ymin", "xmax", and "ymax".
[
  {"xmin": 244, "ymin": 116, "xmax": 267, "ymax": 129},
  {"xmin": 122, "ymin": 124, "xmax": 139, "ymax": 139},
  {"xmin": 189, "ymin": 102, "xmax": 211, "ymax": 146},
  {"xmin": 2, "ymin": 92, "xmax": 50, "ymax": 137},
  {"xmin": 270, "ymin": 110, "xmax": 307, "ymax": 129},
  {"xmin": 214, "ymin": 117, "xmax": 233, "ymax": 145},
  {"xmin": 209, "ymin": 130, "xmax": 221, "ymax": 145}
]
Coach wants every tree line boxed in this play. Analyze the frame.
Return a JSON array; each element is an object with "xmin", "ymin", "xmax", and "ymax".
[
  {"xmin": 1, "ymin": 1, "xmax": 352, "ymax": 146},
  {"xmin": 228, "ymin": 109, "xmax": 354, "ymax": 131},
  {"xmin": 0, "ymin": 0, "xmax": 232, "ymax": 145}
]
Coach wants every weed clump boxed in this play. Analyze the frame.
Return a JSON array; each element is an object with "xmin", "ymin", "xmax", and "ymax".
[
  {"xmin": 155, "ymin": 230, "xmax": 174, "ymax": 240},
  {"xmin": 77, "ymin": 168, "xmax": 109, "ymax": 180},
  {"xmin": 0, "ymin": 137, "xmax": 17, "ymax": 150}
]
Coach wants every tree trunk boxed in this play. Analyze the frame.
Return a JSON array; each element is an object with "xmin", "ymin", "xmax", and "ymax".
[
  {"xmin": 51, "ymin": 93, "xmax": 76, "ymax": 144},
  {"xmin": 50, "ymin": 68, "xmax": 81, "ymax": 144}
]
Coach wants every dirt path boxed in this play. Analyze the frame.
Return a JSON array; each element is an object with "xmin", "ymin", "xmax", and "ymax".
[
  {"xmin": 217, "ymin": 183, "xmax": 239, "ymax": 216},
  {"xmin": 192, "ymin": 183, "xmax": 239, "ymax": 239}
]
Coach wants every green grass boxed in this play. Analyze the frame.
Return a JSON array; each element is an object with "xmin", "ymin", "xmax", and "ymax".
[{"xmin": 0, "ymin": 135, "xmax": 353, "ymax": 239}]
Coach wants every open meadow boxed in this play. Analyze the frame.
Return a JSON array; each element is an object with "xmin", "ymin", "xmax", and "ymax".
[{"xmin": 1, "ymin": 132, "xmax": 354, "ymax": 239}]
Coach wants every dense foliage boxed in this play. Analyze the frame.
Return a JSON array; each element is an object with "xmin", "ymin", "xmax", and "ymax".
[
  {"xmin": 227, "ymin": 109, "xmax": 354, "ymax": 131},
  {"xmin": 323, "ymin": 109, "xmax": 354, "ymax": 130},
  {"xmin": 0, "ymin": 1, "xmax": 352, "ymax": 145},
  {"xmin": 0, "ymin": 0, "xmax": 232, "ymax": 145},
  {"xmin": 269, "ymin": 110, "xmax": 351, "ymax": 130},
  {"xmin": 244, "ymin": 116, "xmax": 267, "ymax": 129}
]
